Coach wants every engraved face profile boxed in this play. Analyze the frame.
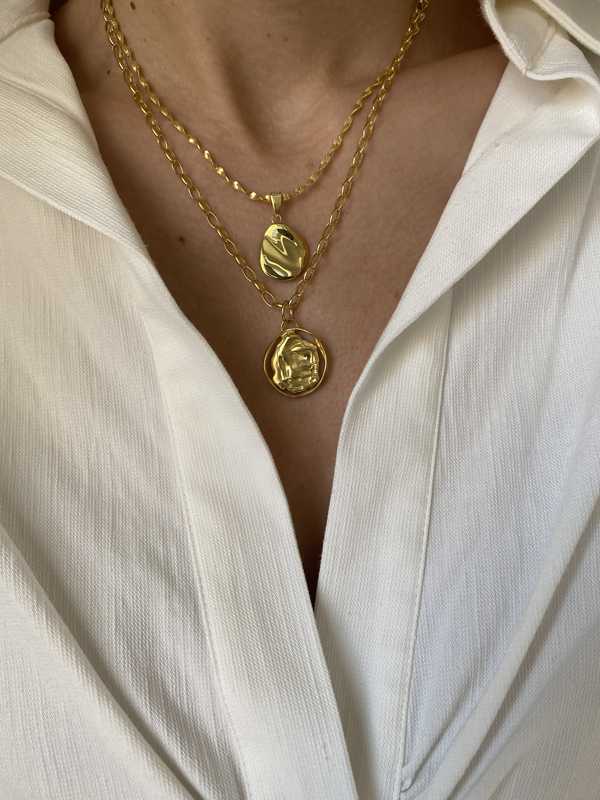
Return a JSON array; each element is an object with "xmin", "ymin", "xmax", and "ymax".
[{"xmin": 271, "ymin": 329, "xmax": 320, "ymax": 393}]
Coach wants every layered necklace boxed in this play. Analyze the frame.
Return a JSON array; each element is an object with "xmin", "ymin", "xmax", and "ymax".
[{"xmin": 101, "ymin": 0, "xmax": 429, "ymax": 396}]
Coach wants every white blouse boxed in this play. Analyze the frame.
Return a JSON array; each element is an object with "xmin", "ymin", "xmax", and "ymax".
[{"xmin": 1, "ymin": 0, "xmax": 600, "ymax": 798}]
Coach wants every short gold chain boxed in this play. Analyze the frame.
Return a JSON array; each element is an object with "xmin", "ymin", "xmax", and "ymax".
[
  {"xmin": 101, "ymin": 0, "xmax": 429, "ymax": 324},
  {"xmin": 102, "ymin": 0, "xmax": 427, "ymax": 205}
]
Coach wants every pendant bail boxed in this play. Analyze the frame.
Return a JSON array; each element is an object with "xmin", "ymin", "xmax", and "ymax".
[
  {"xmin": 270, "ymin": 193, "xmax": 283, "ymax": 216},
  {"xmin": 270, "ymin": 192, "xmax": 283, "ymax": 221}
]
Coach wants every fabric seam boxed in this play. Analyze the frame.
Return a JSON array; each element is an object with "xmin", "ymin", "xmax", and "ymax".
[{"xmin": 394, "ymin": 288, "xmax": 455, "ymax": 798}]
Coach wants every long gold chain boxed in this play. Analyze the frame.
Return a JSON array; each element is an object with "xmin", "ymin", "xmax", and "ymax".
[
  {"xmin": 102, "ymin": 0, "xmax": 427, "ymax": 206},
  {"xmin": 101, "ymin": 0, "xmax": 429, "ymax": 327}
]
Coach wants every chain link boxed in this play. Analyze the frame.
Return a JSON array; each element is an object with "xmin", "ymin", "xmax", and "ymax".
[{"xmin": 101, "ymin": 0, "xmax": 429, "ymax": 319}]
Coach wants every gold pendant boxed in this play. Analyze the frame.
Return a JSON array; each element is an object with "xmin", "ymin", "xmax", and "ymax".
[
  {"xmin": 264, "ymin": 327, "xmax": 327, "ymax": 396},
  {"xmin": 260, "ymin": 193, "xmax": 308, "ymax": 281},
  {"xmin": 260, "ymin": 224, "xmax": 308, "ymax": 280}
]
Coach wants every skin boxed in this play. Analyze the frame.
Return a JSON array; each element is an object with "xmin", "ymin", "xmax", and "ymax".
[{"xmin": 52, "ymin": 0, "xmax": 508, "ymax": 604}]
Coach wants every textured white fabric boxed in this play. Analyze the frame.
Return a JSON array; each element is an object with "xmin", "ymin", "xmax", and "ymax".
[{"xmin": 1, "ymin": 0, "xmax": 600, "ymax": 798}]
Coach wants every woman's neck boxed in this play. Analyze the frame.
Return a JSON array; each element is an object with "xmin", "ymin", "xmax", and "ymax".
[
  {"xmin": 54, "ymin": 0, "xmax": 498, "ymax": 155},
  {"xmin": 114, "ymin": 0, "xmax": 493, "ymax": 90},
  {"xmin": 137, "ymin": 0, "xmax": 423, "ymax": 86}
]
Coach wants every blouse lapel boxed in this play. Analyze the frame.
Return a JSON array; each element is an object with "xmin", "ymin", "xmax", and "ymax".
[
  {"xmin": 129, "ymin": 269, "xmax": 359, "ymax": 799},
  {"xmin": 315, "ymin": 6, "xmax": 600, "ymax": 799},
  {"xmin": 0, "ymin": 7, "xmax": 359, "ymax": 798}
]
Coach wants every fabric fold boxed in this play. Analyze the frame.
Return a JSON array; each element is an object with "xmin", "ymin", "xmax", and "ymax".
[{"xmin": 0, "ymin": 524, "xmax": 196, "ymax": 800}]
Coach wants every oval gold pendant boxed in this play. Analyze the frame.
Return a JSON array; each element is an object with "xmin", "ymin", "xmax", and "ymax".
[
  {"xmin": 260, "ymin": 224, "xmax": 308, "ymax": 281},
  {"xmin": 264, "ymin": 328, "xmax": 327, "ymax": 396}
]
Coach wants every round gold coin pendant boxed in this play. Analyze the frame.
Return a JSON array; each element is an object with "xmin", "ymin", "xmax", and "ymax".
[
  {"xmin": 264, "ymin": 328, "xmax": 328, "ymax": 396},
  {"xmin": 260, "ymin": 223, "xmax": 308, "ymax": 281}
]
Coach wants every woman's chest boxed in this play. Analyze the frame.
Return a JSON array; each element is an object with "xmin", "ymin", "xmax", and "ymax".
[{"xmin": 79, "ymin": 45, "xmax": 508, "ymax": 598}]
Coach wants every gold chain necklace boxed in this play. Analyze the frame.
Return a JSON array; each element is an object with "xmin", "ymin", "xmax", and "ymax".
[
  {"xmin": 102, "ymin": 0, "xmax": 423, "ymax": 208},
  {"xmin": 103, "ymin": 0, "xmax": 428, "ymax": 286},
  {"xmin": 101, "ymin": 0, "xmax": 429, "ymax": 396}
]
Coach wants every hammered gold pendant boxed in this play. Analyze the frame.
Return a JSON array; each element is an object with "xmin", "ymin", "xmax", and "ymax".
[
  {"xmin": 264, "ymin": 328, "xmax": 327, "ymax": 396},
  {"xmin": 260, "ymin": 223, "xmax": 308, "ymax": 281}
]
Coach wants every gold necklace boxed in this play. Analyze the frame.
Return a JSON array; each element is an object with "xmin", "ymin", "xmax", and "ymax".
[
  {"xmin": 103, "ymin": 1, "xmax": 427, "ymax": 285},
  {"xmin": 101, "ymin": 0, "xmax": 429, "ymax": 396},
  {"xmin": 102, "ymin": 3, "xmax": 420, "ymax": 201}
]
